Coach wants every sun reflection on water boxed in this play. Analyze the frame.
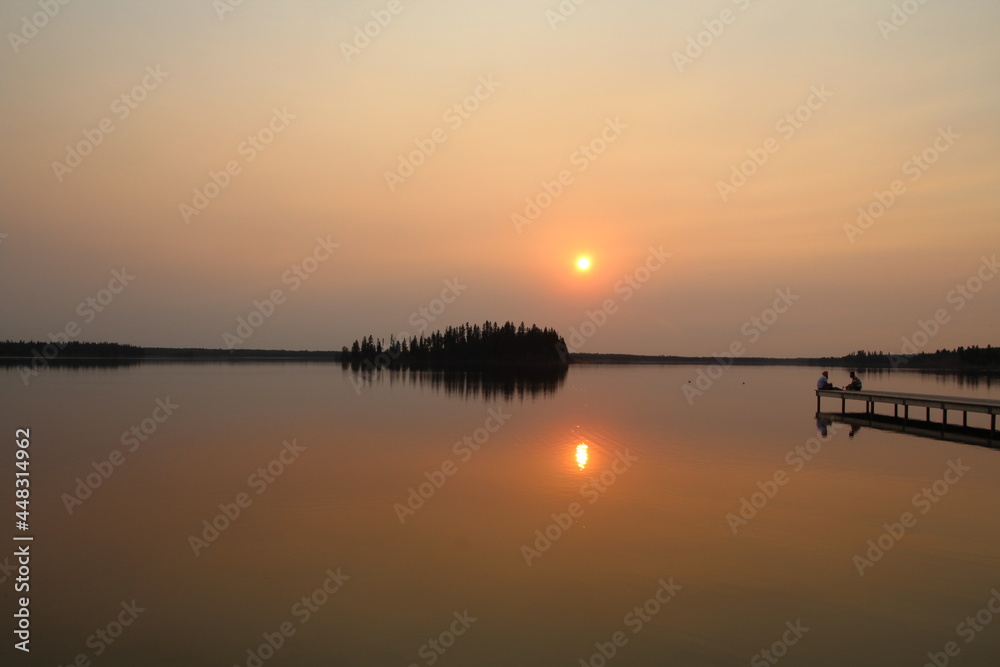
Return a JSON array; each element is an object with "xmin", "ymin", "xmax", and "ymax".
[{"xmin": 575, "ymin": 443, "xmax": 589, "ymax": 470}]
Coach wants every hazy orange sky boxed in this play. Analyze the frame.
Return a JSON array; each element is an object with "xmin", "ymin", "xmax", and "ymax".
[{"xmin": 1, "ymin": 0, "xmax": 997, "ymax": 356}]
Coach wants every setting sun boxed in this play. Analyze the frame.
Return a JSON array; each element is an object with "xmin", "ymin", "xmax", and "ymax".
[{"xmin": 576, "ymin": 257, "xmax": 592, "ymax": 271}]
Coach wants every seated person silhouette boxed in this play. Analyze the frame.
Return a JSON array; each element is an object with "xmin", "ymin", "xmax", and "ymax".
[
  {"xmin": 817, "ymin": 371, "xmax": 838, "ymax": 390},
  {"xmin": 845, "ymin": 371, "xmax": 862, "ymax": 391}
]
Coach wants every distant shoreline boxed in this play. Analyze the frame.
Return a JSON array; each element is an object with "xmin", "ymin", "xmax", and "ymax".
[
  {"xmin": 1, "ymin": 342, "xmax": 997, "ymax": 374},
  {"xmin": 569, "ymin": 353, "xmax": 998, "ymax": 374},
  {"xmin": 0, "ymin": 348, "xmax": 340, "ymax": 362},
  {"xmin": 1, "ymin": 351, "xmax": 997, "ymax": 375}
]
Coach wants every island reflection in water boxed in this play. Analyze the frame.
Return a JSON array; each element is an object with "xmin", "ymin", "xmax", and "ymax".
[{"xmin": 343, "ymin": 364, "xmax": 568, "ymax": 401}]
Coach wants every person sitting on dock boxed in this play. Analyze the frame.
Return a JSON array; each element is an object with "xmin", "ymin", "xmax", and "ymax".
[
  {"xmin": 817, "ymin": 371, "xmax": 838, "ymax": 390},
  {"xmin": 845, "ymin": 372, "xmax": 862, "ymax": 391}
]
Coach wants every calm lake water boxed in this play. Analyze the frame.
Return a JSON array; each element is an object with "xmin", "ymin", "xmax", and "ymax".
[{"xmin": 2, "ymin": 363, "xmax": 999, "ymax": 666}]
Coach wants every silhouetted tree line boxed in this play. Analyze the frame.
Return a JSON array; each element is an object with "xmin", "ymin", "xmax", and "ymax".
[
  {"xmin": 342, "ymin": 321, "xmax": 568, "ymax": 370},
  {"xmin": 0, "ymin": 340, "xmax": 142, "ymax": 358},
  {"xmin": 142, "ymin": 347, "xmax": 338, "ymax": 360},
  {"xmin": 0, "ymin": 341, "xmax": 341, "ymax": 364},
  {"xmin": 841, "ymin": 345, "xmax": 999, "ymax": 370}
]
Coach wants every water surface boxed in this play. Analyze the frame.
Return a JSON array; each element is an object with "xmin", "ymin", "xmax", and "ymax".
[{"xmin": 2, "ymin": 364, "xmax": 998, "ymax": 665}]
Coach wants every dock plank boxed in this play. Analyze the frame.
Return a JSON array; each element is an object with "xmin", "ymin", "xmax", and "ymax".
[{"xmin": 817, "ymin": 389, "xmax": 1000, "ymax": 414}]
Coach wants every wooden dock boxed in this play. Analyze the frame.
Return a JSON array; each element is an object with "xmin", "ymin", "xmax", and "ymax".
[{"xmin": 816, "ymin": 389, "xmax": 1000, "ymax": 445}]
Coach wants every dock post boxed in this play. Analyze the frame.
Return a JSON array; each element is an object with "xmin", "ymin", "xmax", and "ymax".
[
  {"xmin": 841, "ymin": 396, "xmax": 845, "ymax": 414},
  {"xmin": 926, "ymin": 406, "xmax": 931, "ymax": 422},
  {"xmin": 963, "ymin": 411, "xmax": 968, "ymax": 427},
  {"xmin": 894, "ymin": 404, "xmax": 898, "ymax": 418}
]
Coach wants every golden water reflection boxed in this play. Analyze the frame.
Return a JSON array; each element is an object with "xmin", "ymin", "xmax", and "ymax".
[{"xmin": 575, "ymin": 443, "xmax": 589, "ymax": 470}]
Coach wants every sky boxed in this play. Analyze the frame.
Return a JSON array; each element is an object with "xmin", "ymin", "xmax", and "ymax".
[{"xmin": 1, "ymin": 0, "xmax": 997, "ymax": 357}]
